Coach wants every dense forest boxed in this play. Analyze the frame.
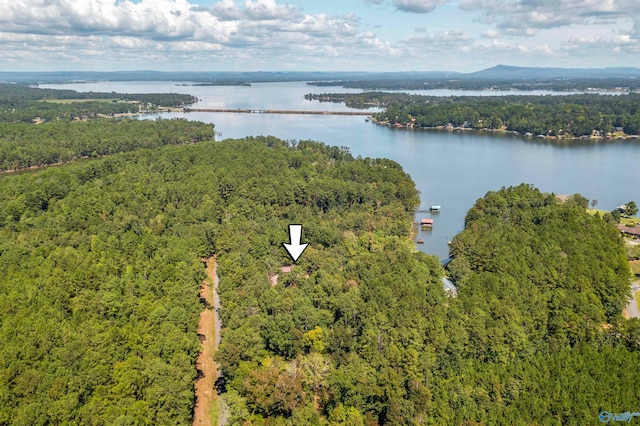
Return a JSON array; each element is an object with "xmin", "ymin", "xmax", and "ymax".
[
  {"xmin": 307, "ymin": 77, "xmax": 640, "ymax": 92},
  {"xmin": 306, "ymin": 92, "xmax": 640, "ymax": 137},
  {"xmin": 0, "ymin": 84, "xmax": 196, "ymax": 123},
  {"xmin": 217, "ymin": 184, "xmax": 640, "ymax": 425},
  {"xmin": 0, "ymin": 119, "xmax": 215, "ymax": 171},
  {"xmin": 0, "ymin": 116, "xmax": 638, "ymax": 424},
  {"xmin": 0, "ymin": 133, "xmax": 425, "ymax": 424}
]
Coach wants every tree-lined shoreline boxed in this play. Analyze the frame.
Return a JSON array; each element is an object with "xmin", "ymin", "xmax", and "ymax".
[{"xmin": 307, "ymin": 92, "xmax": 640, "ymax": 140}]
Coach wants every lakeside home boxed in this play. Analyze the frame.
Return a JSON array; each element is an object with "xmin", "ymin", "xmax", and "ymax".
[{"xmin": 618, "ymin": 225, "xmax": 640, "ymax": 238}]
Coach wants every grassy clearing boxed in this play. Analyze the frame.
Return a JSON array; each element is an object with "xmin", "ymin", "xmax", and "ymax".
[
  {"xmin": 587, "ymin": 208, "xmax": 639, "ymax": 226},
  {"xmin": 630, "ymin": 260, "xmax": 640, "ymax": 276},
  {"xmin": 38, "ymin": 98, "xmax": 120, "ymax": 104}
]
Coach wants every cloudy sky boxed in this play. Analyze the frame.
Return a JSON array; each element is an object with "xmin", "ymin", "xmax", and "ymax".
[{"xmin": 1, "ymin": 0, "xmax": 639, "ymax": 72}]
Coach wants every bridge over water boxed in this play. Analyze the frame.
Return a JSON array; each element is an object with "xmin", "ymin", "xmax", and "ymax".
[{"xmin": 185, "ymin": 108, "xmax": 372, "ymax": 116}]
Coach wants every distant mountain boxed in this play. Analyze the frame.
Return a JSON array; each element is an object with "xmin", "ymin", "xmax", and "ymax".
[
  {"xmin": 2, "ymin": 66, "xmax": 639, "ymax": 85},
  {"xmin": 467, "ymin": 64, "xmax": 640, "ymax": 79},
  {"xmin": 0, "ymin": 70, "xmax": 462, "ymax": 84}
]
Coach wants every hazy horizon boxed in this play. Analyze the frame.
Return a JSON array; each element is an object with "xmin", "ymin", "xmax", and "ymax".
[{"xmin": 3, "ymin": 65, "xmax": 640, "ymax": 73}]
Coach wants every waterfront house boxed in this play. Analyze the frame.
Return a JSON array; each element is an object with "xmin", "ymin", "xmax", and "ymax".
[{"xmin": 618, "ymin": 224, "xmax": 640, "ymax": 238}]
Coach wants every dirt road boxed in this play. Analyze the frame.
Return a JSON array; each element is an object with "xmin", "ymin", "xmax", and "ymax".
[{"xmin": 193, "ymin": 256, "xmax": 220, "ymax": 426}]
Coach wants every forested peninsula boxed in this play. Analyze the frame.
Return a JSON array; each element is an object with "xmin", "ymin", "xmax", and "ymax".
[
  {"xmin": 306, "ymin": 92, "xmax": 640, "ymax": 139},
  {"xmin": 0, "ymin": 116, "xmax": 637, "ymax": 424},
  {"xmin": 307, "ymin": 77, "xmax": 640, "ymax": 92},
  {"xmin": 0, "ymin": 68, "xmax": 213, "ymax": 172},
  {"xmin": 0, "ymin": 83, "xmax": 195, "ymax": 123}
]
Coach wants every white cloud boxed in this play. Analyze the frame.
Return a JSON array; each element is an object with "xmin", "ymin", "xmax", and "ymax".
[
  {"xmin": 459, "ymin": 0, "xmax": 638, "ymax": 36},
  {"xmin": 561, "ymin": 33, "xmax": 640, "ymax": 55},
  {"xmin": 399, "ymin": 29, "xmax": 471, "ymax": 57},
  {"xmin": 0, "ymin": 0, "xmax": 232, "ymax": 40},
  {"xmin": 517, "ymin": 44, "xmax": 554, "ymax": 55},
  {"xmin": 0, "ymin": 0, "xmax": 638, "ymax": 71},
  {"xmin": 481, "ymin": 29, "xmax": 501, "ymax": 39},
  {"xmin": 169, "ymin": 41, "xmax": 224, "ymax": 52},
  {"xmin": 361, "ymin": 0, "xmax": 446, "ymax": 13},
  {"xmin": 392, "ymin": 0, "xmax": 445, "ymax": 13},
  {"xmin": 211, "ymin": 0, "xmax": 243, "ymax": 21},
  {"xmin": 0, "ymin": 0, "xmax": 398, "ymax": 70},
  {"xmin": 110, "ymin": 36, "xmax": 159, "ymax": 50},
  {"xmin": 459, "ymin": 0, "xmax": 500, "ymax": 10},
  {"xmin": 244, "ymin": 0, "xmax": 299, "ymax": 20},
  {"xmin": 0, "ymin": 0, "xmax": 379, "ymax": 45},
  {"xmin": 632, "ymin": 16, "xmax": 640, "ymax": 38}
]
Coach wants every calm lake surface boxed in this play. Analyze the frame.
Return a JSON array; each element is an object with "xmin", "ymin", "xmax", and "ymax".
[{"xmin": 41, "ymin": 82, "xmax": 640, "ymax": 260}]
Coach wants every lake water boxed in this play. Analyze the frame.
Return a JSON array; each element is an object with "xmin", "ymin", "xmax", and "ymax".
[{"xmin": 41, "ymin": 82, "xmax": 640, "ymax": 260}]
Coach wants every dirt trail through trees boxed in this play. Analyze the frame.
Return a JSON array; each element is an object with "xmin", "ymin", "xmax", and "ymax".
[{"xmin": 193, "ymin": 256, "xmax": 220, "ymax": 426}]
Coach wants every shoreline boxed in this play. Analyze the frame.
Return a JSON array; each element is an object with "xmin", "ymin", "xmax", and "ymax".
[{"xmin": 367, "ymin": 119, "xmax": 640, "ymax": 142}]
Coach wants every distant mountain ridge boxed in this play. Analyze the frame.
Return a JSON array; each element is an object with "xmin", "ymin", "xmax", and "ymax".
[
  {"xmin": 468, "ymin": 64, "xmax": 640, "ymax": 79},
  {"xmin": 0, "ymin": 70, "xmax": 461, "ymax": 84},
  {"xmin": 1, "ymin": 65, "xmax": 639, "ymax": 84}
]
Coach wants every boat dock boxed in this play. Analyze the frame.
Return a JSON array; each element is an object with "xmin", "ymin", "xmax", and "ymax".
[
  {"xmin": 184, "ymin": 108, "xmax": 371, "ymax": 116},
  {"xmin": 416, "ymin": 205, "xmax": 441, "ymax": 213},
  {"xmin": 420, "ymin": 218, "xmax": 434, "ymax": 229}
]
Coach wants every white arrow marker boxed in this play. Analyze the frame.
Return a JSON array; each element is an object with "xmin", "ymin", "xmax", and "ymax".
[{"xmin": 283, "ymin": 224, "xmax": 308, "ymax": 262}]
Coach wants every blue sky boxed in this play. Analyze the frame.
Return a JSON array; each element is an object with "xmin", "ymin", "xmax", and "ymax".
[{"xmin": 1, "ymin": 0, "xmax": 638, "ymax": 72}]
